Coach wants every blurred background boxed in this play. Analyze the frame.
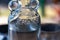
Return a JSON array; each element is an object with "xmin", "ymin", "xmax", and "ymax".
[
  {"xmin": 0, "ymin": 0, "xmax": 60, "ymax": 25},
  {"xmin": 0, "ymin": 0, "xmax": 10, "ymax": 25},
  {"xmin": 0, "ymin": 0, "xmax": 60, "ymax": 40}
]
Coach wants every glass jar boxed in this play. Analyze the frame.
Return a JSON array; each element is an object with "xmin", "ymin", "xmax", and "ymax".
[{"xmin": 8, "ymin": 0, "xmax": 41, "ymax": 40}]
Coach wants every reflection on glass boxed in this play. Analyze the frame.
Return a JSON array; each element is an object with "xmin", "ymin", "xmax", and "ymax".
[{"xmin": 8, "ymin": 0, "xmax": 41, "ymax": 40}]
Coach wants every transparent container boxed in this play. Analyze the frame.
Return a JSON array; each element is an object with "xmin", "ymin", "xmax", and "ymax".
[
  {"xmin": 41, "ymin": 23, "xmax": 60, "ymax": 40},
  {"xmin": 38, "ymin": 0, "xmax": 60, "ymax": 40},
  {"xmin": 8, "ymin": 0, "xmax": 41, "ymax": 40}
]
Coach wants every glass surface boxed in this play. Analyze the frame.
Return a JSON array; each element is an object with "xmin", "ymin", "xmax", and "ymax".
[
  {"xmin": 8, "ymin": 0, "xmax": 41, "ymax": 40},
  {"xmin": 8, "ymin": 7, "xmax": 40, "ymax": 40},
  {"xmin": 41, "ymin": 24, "xmax": 60, "ymax": 40},
  {"xmin": 9, "ymin": 7, "xmax": 40, "ymax": 32},
  {"xmin": 41, "ymin": 32, "xmax": 60, "ymax": 40}
]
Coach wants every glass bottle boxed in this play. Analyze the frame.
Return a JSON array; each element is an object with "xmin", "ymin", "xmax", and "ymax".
[{"xmin": 8, "ymin": 0, "xmax": 41, "ymax": 40}]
